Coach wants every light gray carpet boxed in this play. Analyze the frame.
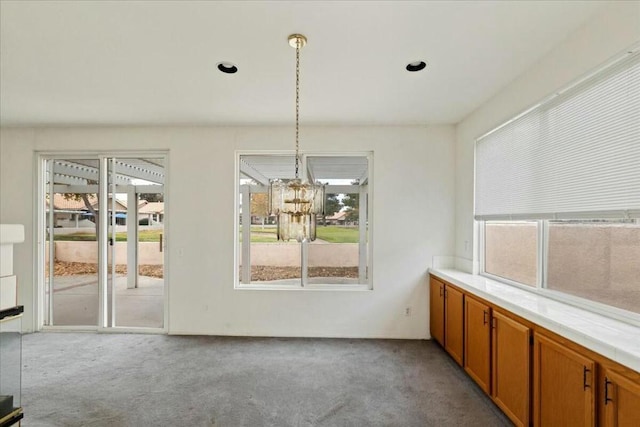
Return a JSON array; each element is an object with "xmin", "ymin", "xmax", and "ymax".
[{"xmin": 21, "ymin": 333, "xmax": 511, "ymax": 426}]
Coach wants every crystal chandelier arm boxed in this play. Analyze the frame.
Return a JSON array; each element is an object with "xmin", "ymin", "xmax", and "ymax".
[{"xmin": 295, "ymin": 36, "xmax": 300, "ymax": 179}]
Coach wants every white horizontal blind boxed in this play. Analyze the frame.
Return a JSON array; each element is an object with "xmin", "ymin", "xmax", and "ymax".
[{"xmin": 475, "ymin": 51, "xmax": 640, "ymax": 220}]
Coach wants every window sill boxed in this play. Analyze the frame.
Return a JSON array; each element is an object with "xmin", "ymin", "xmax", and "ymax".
[
  {"xmin": 428, "ymin": 267, "xmax": 640, "ymax": 373},
  {"xmin": 235, "ymin": 283, "xmax": 371, "ymax": 291}
]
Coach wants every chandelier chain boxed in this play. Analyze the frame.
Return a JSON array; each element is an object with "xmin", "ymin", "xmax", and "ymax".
[{"xmin": 295, "ymin": 37, "xmax": 300, "ymax": 179}]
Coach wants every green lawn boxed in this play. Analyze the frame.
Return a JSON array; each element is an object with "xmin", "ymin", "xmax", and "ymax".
[
  {"xmin": 56, "ymin": 225, "xmax": 359, "ymax": 244},
  {"xmin": 239, "ymin": 225, "xmax": 359, "ymax": 243},
  {"xmin": 53, "ymin": 229, "xmax": 162, "ymax": 242},
  {"xmin": 241, "ymin": 231, "xmax": 278, "ymax": 243},
  {"xmin": 316, "ymin": 226, "xmax": 359, "ymax": 243}
]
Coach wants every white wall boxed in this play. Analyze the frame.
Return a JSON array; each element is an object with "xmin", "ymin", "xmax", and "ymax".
[
  {"xmin": 0, "ymin": 125, "xmax": 455, "ymax": 337},
  {"xmin": 454, "ymin": 1, "xmax": 640, "ymax": 267}
]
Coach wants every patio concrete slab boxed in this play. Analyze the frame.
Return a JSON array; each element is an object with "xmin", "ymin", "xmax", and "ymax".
[{"xmin": 49, "ymin": 274, "xmax": 164, "ymax": 328}]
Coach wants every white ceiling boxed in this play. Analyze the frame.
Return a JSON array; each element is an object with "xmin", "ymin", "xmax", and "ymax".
[{"xmin": 0, "ymin": 1, "xmax": 606, "ymax": 126}]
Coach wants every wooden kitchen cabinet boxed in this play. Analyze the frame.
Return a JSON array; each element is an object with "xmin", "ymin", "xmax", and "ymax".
[
  {"xmin": 534, "ymin": 332, "xmax": 596, "ymax": 427},
  {"xmin": 464, "ymin": 295, "xmax": 491, "ymax": 393},
  {"xmin": 429, "ymin": 277, "xmax": 445, "ymax": 346},
  {"xmin": 444, "ymin": 285, "xmax": 464, "ymax": 366},
  {"xmin": 491, "ymin": 310, "xmax": 531, "ymax": 427},
  {"xmin": 429, "ymin": 276, "xmax": 464, "ymax": 366},
  {"xmin": 603, "ymin": 369, "xmax": 640, "ymax": 426},
  {"xmin": 428, "ymin": 274, "xmax": 640, "ymax": 427}
]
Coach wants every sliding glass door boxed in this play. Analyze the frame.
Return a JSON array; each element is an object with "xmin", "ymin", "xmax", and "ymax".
[
  {"xmin": 41, "ymin": 154, "xmax": 166, "ymax": 330},
  {"xmin": 44, "ymin": 158, "xmax": 100, "ymax": 326}
]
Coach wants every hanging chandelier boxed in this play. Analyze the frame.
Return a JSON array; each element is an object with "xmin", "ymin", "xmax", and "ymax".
[{"xmin": 268, "ymin": 34, "xmax": 325, "ymax": 242}]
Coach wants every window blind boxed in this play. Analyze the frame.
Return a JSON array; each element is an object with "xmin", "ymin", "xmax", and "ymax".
[{"xmin": 475, "ymin": 50, "xmax": 640, "ymax": 221}]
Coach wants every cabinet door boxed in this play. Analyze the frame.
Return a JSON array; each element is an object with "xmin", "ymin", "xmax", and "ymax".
[
  {"xmin": 444, "ymin": 285, "xmax": 464, "ymax": 366},
  {"xmin": 491, "ymin": 311, "xmax": 531, "ymax": 427},
  {"xmin": 534, "ymin": 333, "xmax": 595, "ymax": 427},
  {"xmin": 464, "ymin": 296, "xmax": 491, "ymax": 393},
  {"xmin": 429, "ymin": 277, "xmax": 445, "ymax": 346},
  {"xmin": 604, "ymin": 369, "xmax": 640, "ymax": 426}
]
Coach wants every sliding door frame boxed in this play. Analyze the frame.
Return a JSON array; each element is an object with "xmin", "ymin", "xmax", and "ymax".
[{"xmin": 34, "ymin": 150, "xmax": 169, "ymax": 334}]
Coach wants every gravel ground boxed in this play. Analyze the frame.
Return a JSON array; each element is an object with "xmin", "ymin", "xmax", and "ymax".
[
  {"xmin": 247, "ymin": 265, "xmax": 358, "ymax": 280},
  {"xmin": 53, "ymin": 261, "xmax": 358, "ymax": 281},
  {"xmin": 53, "ymin": 261, "xmax": 163, "ymax": 278}
]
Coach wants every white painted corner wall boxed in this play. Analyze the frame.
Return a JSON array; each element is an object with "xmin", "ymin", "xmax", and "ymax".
[
  {"xmin": 454, "ymin": 1, "xmax": 640, "ymax": 264},
  {"xmin": 0, "ymin": 125, "xmax": 455, "ymax": 337}
]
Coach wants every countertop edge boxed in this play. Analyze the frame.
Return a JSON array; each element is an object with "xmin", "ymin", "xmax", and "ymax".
[{"xmin": 428, "ymin": 268, "xmax": 640, "ymax": 373}]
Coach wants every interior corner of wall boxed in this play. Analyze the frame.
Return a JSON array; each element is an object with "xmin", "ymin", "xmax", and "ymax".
[
  {"xmin": 432, "ymin": 255, "xmax": 456, "ymax": 269},
  {"xmin": 454, "ymin": 257, "xmax": 475, "ymax": 274}
]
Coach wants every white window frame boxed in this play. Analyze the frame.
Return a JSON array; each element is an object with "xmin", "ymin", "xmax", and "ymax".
[
  {"xmin": 234, "ymin": 150, "xmax": 373, "ymax": 291},
  {"xmin": 478, "ymin": 219, "xmax": 543, "ymax": 292},
  {"xmin": 478, "ymin": 218, "xmax": 640, "ymax": 328}
]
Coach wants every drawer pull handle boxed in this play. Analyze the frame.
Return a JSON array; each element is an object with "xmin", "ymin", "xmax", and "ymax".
[
  {"xmin": 582, "ymin": 366, "xmax": 591, "ymax": 390},
  {"xmin": 604, "ymin": 377, "xmax": 613, "ymax": 405},
  {"xmin": 483, "ymin": 310, "xmax": 489, "ymax": 325}
]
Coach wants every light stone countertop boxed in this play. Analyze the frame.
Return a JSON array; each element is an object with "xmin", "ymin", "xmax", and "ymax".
[{"xmin": 428, "ymin": 268, "xmax": 640, "ymax": 373}]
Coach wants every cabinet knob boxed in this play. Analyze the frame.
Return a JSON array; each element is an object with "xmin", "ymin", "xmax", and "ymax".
[{"xmin": 483, "ymin": 310, "xmax": 489, "ymax": 325}]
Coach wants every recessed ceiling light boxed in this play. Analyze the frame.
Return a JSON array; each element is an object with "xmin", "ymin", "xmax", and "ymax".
[
  {"xmin": 406, "ymin": 61, "xmax": 427, "ymax": 72},
  {"xmin": 217, "ymin": 62, "xmax": 238, "ymax": 74}
]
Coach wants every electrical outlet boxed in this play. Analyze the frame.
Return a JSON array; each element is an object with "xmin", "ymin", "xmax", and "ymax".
[{"xmin": 405, "ymin": 307, "xmax": 411, "ymax": 317}]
